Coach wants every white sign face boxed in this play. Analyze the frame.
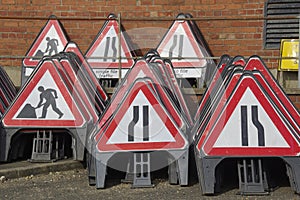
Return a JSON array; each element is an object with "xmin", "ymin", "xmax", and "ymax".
[
  {"xmin": 92, "ymin": 68, "xmax": 129, "ymax": 79},
  {"xmin": 107, "ymin": 90, "xmax": 176, "ymax": 144},
  {"xmin": 213, "ymin": 88, "xmax": 289, "ymax": 148},
  {"xmin": 13, "ymin": 70, "xmax": 75, "ymax": 120},
  {"xmin": 157, "ymin": 22, "xmax": 209, "ymax": 78},
  {"xmin": 24, "ymin": 21, "xmax": 68, "ymax": 67},
  {"xmin": 86, "ymin": 25, "xmax": 130, "ymax": 66},
  {"xmin": 174, "ymin": 67, "xmax": 205, "ymax": 78},
  {"xmin": 30, "ymin": 25, "xmax": 66, "ymax": 59},
  {"xmin": 25, "ymin": 67, "xmax": 35, "ymax": 76},
  {"xmin": 159, "ymin": 24, "xmax": 203, "ymax": 63}
]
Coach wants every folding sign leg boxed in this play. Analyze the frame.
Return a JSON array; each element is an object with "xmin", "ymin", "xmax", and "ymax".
[
  {"xmin": 168, "ymin": 161, "xmax": 178, "ymax": 185},
  {"xmin": 282, "ymin": 157, "xmax": 300, "ymax": 194},
  {"xmin": 132, "ymin": 152, "xmax": 154, "ymax": 188},
  {"xmin": 169, "ymin": 150, "xmax": 189, "ymax": 186},
  {"xmin": 122, "ymin": 155, "xmax": 134, "ymax": 183},
  {"xmin": 96, "ymin": 152, "xmax": 114, "ymax": 189},
  {"xmin": 194, "ymin": 152, "xmax": 222, "ymax": 195},
  {"xmin": 86, "ymin": 135, "xmax": 97, "ymax": 185},
  {"xmin": 87, "ymin": 151, "xmax": 96, "ymax": 186},
  {"xmin": 30, "ymin": 130, "xmax": 53, "ymax": 162},
  {"xmin": 0, "ymin": 128, "xmax": 17, "ymax": 161},
  {"xmin": 69, "ymin": 128, "xmax": 86, "ymax": 161},
  {"xmin": 237, "ymin": 158, "xmax": 268, "ymax": 195}
]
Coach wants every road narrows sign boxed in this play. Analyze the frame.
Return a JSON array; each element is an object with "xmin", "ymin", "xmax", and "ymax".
[
  {"xmin": 156, "ymin": 14, "xmax": 216, "ymax": 81},
  {"xmin": 95, "ymin": 59, "xmax": 186, "ymax": 136},
  {"xmin": 85, "ymin": 15, "xmax": 135, "ymax": 78},
  {"xmin": 198, "ymin": 74, "xmax": 300, "ymax": 156},
  {"xmin": 96, "ymin": 79, "xmax": 188, "ymax": 152},
  {"xmin": 245, "ymin": 56, "xmax": 300, "ymax": 126}
]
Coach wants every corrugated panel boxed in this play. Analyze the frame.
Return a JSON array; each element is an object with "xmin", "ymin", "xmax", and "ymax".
[{"xmin": 264, "ymin": 0, "xmax": 300, "ymax": 49}]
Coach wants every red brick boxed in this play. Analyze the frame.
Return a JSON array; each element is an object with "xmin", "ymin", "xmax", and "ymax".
[
  {"xmin": 141, "ymin": 0, "xmax": 153, "ymax": 5},
  {"xmin": 2, "ymin": 0, "xmax": 15, "ymax": 4},
  {"xmin": 0, "ymin": 1, "xmax": 282, "ymax": 88}
]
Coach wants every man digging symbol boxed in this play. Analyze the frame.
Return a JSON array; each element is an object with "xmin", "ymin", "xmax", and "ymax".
[
  {"xmin": 36, "ymin": 86, "xmax": 64, "ymax": 119},
  {"xmin": 33, "ymin": 37, "xmax": 59, "ymax": 60},
  {"xmin": 45, "ymin": 37, "xmax": 59, "ymax": 56}
]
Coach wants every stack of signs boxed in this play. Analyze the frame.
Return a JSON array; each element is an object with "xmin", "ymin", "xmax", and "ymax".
[
  {"xmin": 0, "ymin": 66, "xmax": 16, "ymax": 118},
  {"xmin": 193, "ymin": 55, "xmax": 300, "ymax": 195},
  {"xmin": 85, "ymin": 13, "xmax": 138, "ymax": 86},
  {"xmin": 157, "ymin": 13, "xmax": 216, "ymax": 88},
  {"xmin": 21, "ymin": 15, "xmax": 69, "ymax": 85},
  {"xmin": 63, "ymin": 41, "xmax": 109, "ymax": 103},
  {"xmin": 88, "ymin": 51, "xmax": 191, "ymax": 189},
  {"xmin": 0, "ymin": 52, "xmax": 107, "ymax": 162}
]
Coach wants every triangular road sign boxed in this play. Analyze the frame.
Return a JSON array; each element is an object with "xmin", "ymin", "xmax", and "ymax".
[
  {"xmin": 95, "ymin": 59, "xmax": 187, "ymax": 136},
  {"xmin": 22, "ymin": 15, "xmax": 68, "ymax": 82},
  {"xmin": 244, "ymin": 56, "xmax": 300, "ymax": 127},
  {"xmin": 193, "ymin": 55, "xmax": 247, "ymax": 123},
  {"xmin": 157, "ymin": 15, "xmax": 207, "ymax": 68},
  {"xmin": 197, "ymin": 73, "xmax": 300, "ymax": 156},
  {"xmin": 85, "ymin": 14, "xmax": 135, "ymax": 78},
  {"xmin": 64, "ymin": 41, "xmax": 109, "ymax": 102},
  {"xmin": 3, "ymin": 59, "xmax": 85, "ymax": 127},
  {"xmin": 53, "ymin": 55, "xmax": 99, "ymax": 123},
  {"xmin": 96, "ymin": 79, "xmax": 188, "ymax": 152},
  {"xmin": 156, "ymin": 14, "xmax": 216, "ymax": 81},
  {"xmin": 193, "ymin": 55, "xmax": 232, "ymax": 121}
]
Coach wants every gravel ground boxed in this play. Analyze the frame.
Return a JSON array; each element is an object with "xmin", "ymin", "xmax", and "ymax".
[{"xmin": 0, "ymin": 168, "xmax": 300, "ymax": 200}]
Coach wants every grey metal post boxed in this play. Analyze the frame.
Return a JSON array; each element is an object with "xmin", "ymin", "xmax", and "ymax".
[
  {"xmin": 118, "ymin": 13, "xmax": 122, "ymax": 83},
  {"xmin": 298, "ymin": 16, "xmax": 300, "ymax": 88}
]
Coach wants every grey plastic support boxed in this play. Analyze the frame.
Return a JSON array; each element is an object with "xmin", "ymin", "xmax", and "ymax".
[
  {"xmin": 122, "ymin": 155, "xmax": 134, "ymax": 183},
  {"xmin": 237, "ymin": 158, "xmax": 268, "ymax": 195},
  {"xmin": 132, "ymin": 152, "xmax": 153, "ymax": 188},
  {"xmin": 169, "ymin": 149, "xmax": 189, "ymax": 186},
  {"xmin": 194, "ymin": 152, "xmax": 223, "ymax": 194},
  {"xmin": 70, "ymin": 127, "xmax": 87, "ymax": 161},
  {"xmin": 0, "ymin": 126, "xmax": 87, "ymax": 162},
  {"xmin": 95, "ymin": 152, "xmax": 116, "ymax": 189},
  {"xmin": 282, "ymin": 157, "xmax": 300, "ymax": 194},
  {"xmin": 87, "ymin": 152, "xmax": 96, "ymax": 185},
  {"xmin": 31, "ymin": 130, "xmax": 53, "ymax": 162},
  {"xmin": 0, "ymin": 128, "xmax": 18, "ymax": 161},
  {"xmin": 168, "ymin": 161, "xmax": 178, "ymax": 184}
]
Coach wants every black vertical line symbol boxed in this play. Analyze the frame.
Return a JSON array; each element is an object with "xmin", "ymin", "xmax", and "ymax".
[
  {"xmin": 143, "ymin": 106, "xmax": 149, "ymax": 141},
  {"xmin": 241, "ymin": 106, "xmax": 248, "ymax": 146},
  {"xmin": 111, "ymin": 36, "xmax": 117, "ymax": 62},
  {"xmin": 252, "ymin": 106, "xmax": 265, "ymax": 146},
  {"xmin": 178, "ymin": 34, "xmax": 184, "ymax": 59},
  {"xmin": 103, "ymin": 37, "xmax": 110, "ymax": 62},
  {"xmin": 169, "ymin": 35, "xmax": 177, "ymax": 58},
  {"xmin": 128, "ymin": 106, "xmax": 139, "ymax": 142}
]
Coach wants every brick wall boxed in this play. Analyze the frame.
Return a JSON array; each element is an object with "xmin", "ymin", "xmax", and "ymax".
[
  {"xmin": 0, "ymin": 0, "xmax": 299, "ymax": 108},
  {"xmin": 289, "ymin": 94, "xmax": 300, "ymax": 111},
  {"xmin": 0, "ymin": 0, "xmax": 276, "ymax": 69}
]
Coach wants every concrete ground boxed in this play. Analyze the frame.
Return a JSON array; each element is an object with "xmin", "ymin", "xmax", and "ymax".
[{"xmin": 0, "ymin": 159, "xmax": 300, "ymax": 200}]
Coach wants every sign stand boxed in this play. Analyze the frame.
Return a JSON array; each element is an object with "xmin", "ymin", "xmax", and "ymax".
[
  {"xmin": 31, "ymin": 130, "xmax": 54, "ymax": 162},
  {"xmin": 92, "ymin": 57, "xmax": 189, "ymax": 189},
  {"xmin": 30, "ymin": 130, "xmax": 66, "ymax": 162},
  {"xmin": 0, "ymin": 54, "xmax": 101, "ymax": 162},
  {"xmin": 193, "ymin": 55, "xmax": 300, "ymax": 195},
  {"xmin": 132, "ymin": 153, "xmax": 154, "ymax": 188},
  {"xmin": 156, "ymin": 13, "xmax": 216, "ymax": 88},
  {"xmin": 237, "ymin": 159, "xmax": 269, "ymax": 195},
  {"xmin": 284, "ymin": 157, "xmax": 300, "ymax": 193}
]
